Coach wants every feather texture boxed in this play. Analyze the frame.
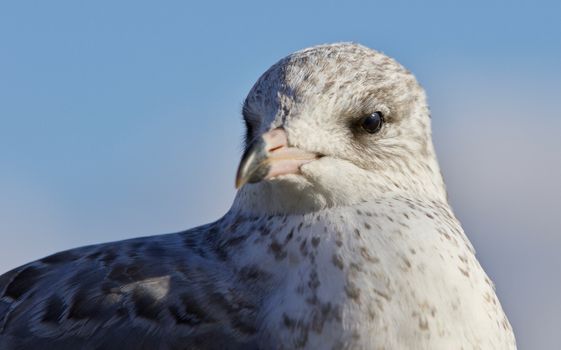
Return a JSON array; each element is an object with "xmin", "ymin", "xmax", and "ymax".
[{"xmin": 0, "ymin": 43, "xmax": 516, "ymax": 349}]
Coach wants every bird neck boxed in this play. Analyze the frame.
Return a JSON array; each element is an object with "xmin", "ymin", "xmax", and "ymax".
[{"xmin": 230, "ymin": 160, "xmax": 447, "ymax": 217}]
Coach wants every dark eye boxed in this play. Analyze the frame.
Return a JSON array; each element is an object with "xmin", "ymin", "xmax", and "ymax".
[{"xmin": 360, "ymin": 112, "xmax": 384, "ymax": 134}]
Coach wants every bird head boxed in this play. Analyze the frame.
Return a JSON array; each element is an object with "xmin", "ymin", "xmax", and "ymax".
[{"xmin": 233, "ymin": 43, "xmax": 446, "ymax": 215}]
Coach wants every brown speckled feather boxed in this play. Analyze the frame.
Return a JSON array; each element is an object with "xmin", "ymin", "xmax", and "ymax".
[{"xmin": 0, "ymin": 222, "xmax": 263, "ymax": 350}]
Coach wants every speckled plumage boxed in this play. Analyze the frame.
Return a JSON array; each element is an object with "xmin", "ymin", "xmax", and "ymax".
[{"xmin": 0, "ymin": 43, "xmax": 516, "ymax": 349}]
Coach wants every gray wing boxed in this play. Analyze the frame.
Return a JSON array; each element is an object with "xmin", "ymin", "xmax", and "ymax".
[{"xmin": 0, "ymin": 222, "xmax": 263, "ymax": 350}]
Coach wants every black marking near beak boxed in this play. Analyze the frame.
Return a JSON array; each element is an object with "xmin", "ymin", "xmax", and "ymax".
[{"xmin": 235, "ymin": 137, "xmax": 270, "ymax": 188}]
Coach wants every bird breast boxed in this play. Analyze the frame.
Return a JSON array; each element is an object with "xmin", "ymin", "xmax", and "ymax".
[{"xmin": 223, "ymin": 196, "xmax": 515, "ymax": 349}]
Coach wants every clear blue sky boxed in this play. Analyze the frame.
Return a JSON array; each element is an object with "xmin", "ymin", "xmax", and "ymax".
[{"xmin": 1, "ymin": 1, "xmax": 560, "ymax": 348}]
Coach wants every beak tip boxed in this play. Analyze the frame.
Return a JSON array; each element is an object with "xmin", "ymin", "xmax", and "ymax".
[
  {"xmin": 235, "ymin": 167, "xmax": 247, "ymax": 189},
  {"xmin": 235, "ymin": 137, "xmax": 269, "ymax": 190}
]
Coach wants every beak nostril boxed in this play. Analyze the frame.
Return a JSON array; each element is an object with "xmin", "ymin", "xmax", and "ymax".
[{"xmin": 268, "ymin": 145, "xmax": 285, "ymax": 153}]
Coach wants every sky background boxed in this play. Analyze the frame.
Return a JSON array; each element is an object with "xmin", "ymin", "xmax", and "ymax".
[{"xmin": 1, "ymin": 1, "xmax": 560, "ymax": 348}]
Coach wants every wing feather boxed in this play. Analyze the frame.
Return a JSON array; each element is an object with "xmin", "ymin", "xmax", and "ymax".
[{"xmin": 0, "ymin": 223, "xmax": 261, "ymax": 350}]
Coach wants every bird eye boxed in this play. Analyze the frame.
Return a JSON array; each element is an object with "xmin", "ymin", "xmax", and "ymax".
[{"xmin": 360, "ymin": 112, "xmax": 384, "ymax": 134}]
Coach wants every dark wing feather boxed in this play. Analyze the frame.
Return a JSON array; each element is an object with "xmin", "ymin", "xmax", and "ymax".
[{"xmin": 0, "ymin": 223, "xmax": 262, "ymax": 350}]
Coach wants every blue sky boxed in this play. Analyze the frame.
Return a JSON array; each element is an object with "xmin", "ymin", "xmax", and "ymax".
[{"xmin": 1, "ymin": 1, "xmax": 560, "ymax": 348}]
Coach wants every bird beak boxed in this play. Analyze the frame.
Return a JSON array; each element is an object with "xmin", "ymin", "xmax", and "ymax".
[{"xmin": 235, "ymin": 128, "xmax": 320, "ymax": 188}]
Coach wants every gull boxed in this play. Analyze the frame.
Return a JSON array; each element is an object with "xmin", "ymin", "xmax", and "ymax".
[{"xmin": 0, "ymin": 43, "xmax": 516, "ymax": 349}]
